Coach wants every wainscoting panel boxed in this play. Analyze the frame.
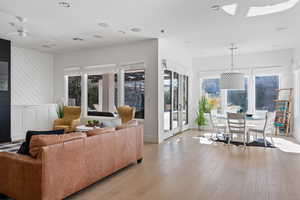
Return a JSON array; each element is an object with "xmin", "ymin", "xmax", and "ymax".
[{"xmin": 11, "ymin": 104, "xmax": 58, "ymax": 141}]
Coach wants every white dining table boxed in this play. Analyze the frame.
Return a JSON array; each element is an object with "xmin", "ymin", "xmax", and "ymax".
[{"xmin": 216, "ymin": 113, "xmax": 266, "ymax": 143}]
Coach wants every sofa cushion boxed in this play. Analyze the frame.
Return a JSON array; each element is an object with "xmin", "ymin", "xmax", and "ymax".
[
  {"xmin": 29, "ymin": 132, "xmax": 87, "ymax": 158},
  {"xmin": 116, "ymin": 120, "xmax": 139, "ymax": 130},
  {"xmin": 86, "ymin": 127, "xmax": 115, "ymax": 137},
  {"xmin": 53, "ymin": 125, "xmax": 70, "ymax": 132},
  {"xmin": 17, "ymin": 129, "xmax": 65, "ymax": 155}
]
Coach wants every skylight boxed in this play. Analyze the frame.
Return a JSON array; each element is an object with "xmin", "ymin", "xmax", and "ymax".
[
  {"xmin": 222, "ymin": 4, "xmax": 237, "ymax": 16},
  {"xmin": 247, "ymin": 0, "xmax": 299, "ymax": 17}
]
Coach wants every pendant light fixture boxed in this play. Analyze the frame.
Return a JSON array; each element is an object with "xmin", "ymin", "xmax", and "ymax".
[{"xmin": 220, "ymin": 43, "xmax": 244, "ymax": 90}]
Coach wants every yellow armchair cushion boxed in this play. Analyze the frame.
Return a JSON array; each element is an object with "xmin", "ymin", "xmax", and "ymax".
[
  {"xmin": 117, "ymin": 106, "xmax": 136, "ymax": 123},
  {"xmin": 53, "ymin": 106, "xmax": 81, "ymax": 132}
]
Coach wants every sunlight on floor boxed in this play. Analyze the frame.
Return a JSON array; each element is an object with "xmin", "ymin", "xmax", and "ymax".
[
  {"xmin": 192, "ymin": 131, "xmax": 300, "ymax": 153},
  {"xmin": 192, "ymin": 136, "xmax": 214, "ymax": 144},
  {"xmin": 270, "ymin": 137, "xmax": 300, "ymax": 153}
]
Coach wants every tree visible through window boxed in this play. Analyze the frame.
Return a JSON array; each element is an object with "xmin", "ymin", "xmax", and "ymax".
[
  {"xmin": 87, "ymin": 75, "xmax": 102, "ymax": 111},
  {"xmin": 202, "ymin": 78, "xmax": 221, "ymax": 111},
  {"xmin": 68, "ymin": 76, "xmax": 81, "ymax": 106},
  {"xmin": 256, "ymin": 76, "xmax": 279, "ymax": 111},
  {"xmin": 87, "ymin": 73, "xmax": 118, "ymax": 113},
  {"xmin": 227, "ymin": 78, "xmax": 248, "ymax": 113},
  {"xmin": 124, "ymin": 70, "xmax": 145, "ymax": 119}
]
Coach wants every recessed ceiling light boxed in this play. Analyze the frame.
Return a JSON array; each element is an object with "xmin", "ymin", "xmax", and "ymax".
[
  {"xmin": 247, "ymin": 0, "xmax": 299, "ymax": 17},
  {"xmin": 93, "ymin": 35, "xmax": 103, "ymax": 38},
  {"xmin": 276, "ymin": 27, "xmax": 287, "ymax": 31},
  {"xmin": 98, "ymin": 22, "xmax": 110, "ymax": 28},
  {"xmin": 222, "ymin": 4, "xmax": 237, "ymax": 16},
  {"xmin": 211, "ymin": 5, "xmax": 221, "ymax": 11},
  {"xmin": 131, "ymin": 27, "xmax": 142, "ymax": 32},
  {"xmin": 118, "ymin": 30, "xmax": 126, "ymax": 34},
  {"xmin": 73, "ymin": 37, "xmax": 84, "ymax": 41},
  {"xmin": 42, "ymin": 44, "xmax": 56, "ymax": 48},
  {"xmin": 58, "ymin": 1, "xmax": 71, "ymax": 8},
  {"xmin": 272, "ymin": 44, "xmax": 281, "ymax": 48}
]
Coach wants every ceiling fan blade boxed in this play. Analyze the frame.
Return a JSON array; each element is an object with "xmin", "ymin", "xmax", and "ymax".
[
  {"xmin": 0, "ymin": 9, "xmax": 27, "ymax": 23},
  {"xmin": 7, "ymin": 32, "xmax": 19, "ymax": 36}
]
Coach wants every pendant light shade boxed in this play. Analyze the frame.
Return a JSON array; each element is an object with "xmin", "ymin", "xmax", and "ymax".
[
  {"xmin": 220, "ymin": 43, "xmax": 245, "ymax": 90},
  {"xmin": 220, "ymin": 72, "xmax": 244, "ymax": 90}
]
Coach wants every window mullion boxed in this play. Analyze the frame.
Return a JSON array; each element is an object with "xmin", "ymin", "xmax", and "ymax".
[
  {"xmin": 248, "ymin": 75, "xmax": 255, "ymax": 114},
  {"xmin": 82, "ymin": 74, "xmax": 88, "ymax": 117}
]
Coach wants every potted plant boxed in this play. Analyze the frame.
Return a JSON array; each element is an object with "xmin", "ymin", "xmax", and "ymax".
[
  {"xmin": 196, "ymin": 96, "xmax": 213, "ymax": 130},
  {"xmin": 56, "ymin": 104, "xmax": 64, "ymax": 119}
]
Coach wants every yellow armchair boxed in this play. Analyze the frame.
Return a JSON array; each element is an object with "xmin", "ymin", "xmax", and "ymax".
[
  {"xmin": 53, "ymin": 106, "xmax": 81, "ymax": 132},
  {"xmin": 117, "ymin": 106, "xmax": 136, "ymax": 124}
]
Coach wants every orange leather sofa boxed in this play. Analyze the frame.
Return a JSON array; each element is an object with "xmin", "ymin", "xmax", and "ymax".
[{"xmin": 0, "ymin": 125, "xmax": 144, "ymax": 200}]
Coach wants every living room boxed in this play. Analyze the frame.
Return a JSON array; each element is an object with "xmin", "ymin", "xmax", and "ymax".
[{"xmin": 1, "ymin": 0, "xmax": 300, "ymax": 200}]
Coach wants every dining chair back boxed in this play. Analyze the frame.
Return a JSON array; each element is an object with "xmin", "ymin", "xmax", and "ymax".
[
  {"xmin": 247, "ymin": 112, "xmax": 275, "ymax": 147},
  {"xmin": 209, "ymin": 111, "xmax": 227, "ymax": 136},
  {"xmin": 227, "ymin": 113, "xmax": 247, "ymax": 145},
  {"xmin": 264, "ymin": 112, "xmax": 276, "ymax": 134}
]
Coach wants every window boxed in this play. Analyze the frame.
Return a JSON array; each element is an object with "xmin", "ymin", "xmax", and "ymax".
[
  {"xmin": 182, "ymin": 75, "xmax": 188, "ymax": 125},
  {"xmin": 87, "ymin": 73, "xmax": 117, "ymax": 114},
  {"xmin": 202, "ymin": 78, "xmax": 221, "ymax": 111},
  {"xmin": 124, "ymin": 69, "xmax": 145, "ymax": 119},
  {"xmin": 255, "ymin": 76, "xmax": 279, "ymax": 111},
  {"xmin": 114, "ymin": 74, "xmax": 118, "ymax": 107},
  {"xmin": 227, "ymin": 78, "xmax": 248, "ymax": 112},
  {"xmin": 68, "ymin": 76, "xmax": 81, "ymax": 106},
  {"xmin": 0, "ymin": 61, "xmax": 9, "ymax": 91},
  {"xmin": 164, "ymin": 70, "xmax": 172, "ymax": 131},
  {"xmin": 173, "ymin": 72, "xmax": 179, "ymax": 128}
]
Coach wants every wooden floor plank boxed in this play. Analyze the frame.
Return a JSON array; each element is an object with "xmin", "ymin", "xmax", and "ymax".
[{"xmin": 67, "ymin": 130, "xmax": 300, "ymax": 200}]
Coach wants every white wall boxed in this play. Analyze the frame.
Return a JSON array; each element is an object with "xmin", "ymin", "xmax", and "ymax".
[
  {"xmin": 11, "ymin": 46, "xmax": 54, "ymax": 105},
  {"xmin": 190, "ymin": 49, "xmax": 294, "ymax": 129},
  {"xmin": 158, "ymin": 39, "xmax": 193, "ymax": 142},
  {"xmin": 293, "ymin": 45, "xmax": 300, "ymax": 142},
  {"xmin": 10, "ymin": 46, "xmax": 55, "ymax": 141},
  {"xmin": 53, "ymin": 39, "xmax": 159, "ymax": 143}
]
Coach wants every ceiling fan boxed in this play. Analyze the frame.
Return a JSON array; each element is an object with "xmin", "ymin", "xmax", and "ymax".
[
  {"xmin": 8, "ymin": 21, "xmax": 29, "ymax": 37},
  {"xmin": 0, "ymin": 10, "xmax": 29, "ymax": 37}
]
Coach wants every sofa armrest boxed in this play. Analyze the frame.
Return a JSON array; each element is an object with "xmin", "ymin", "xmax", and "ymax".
[
  {"xmin": 70, "ymin": 118, "xmax": 81, "ymax": 132},
  {"xmin": 0, "ymin": 152, "xmax": 42, "ymax": 200}
]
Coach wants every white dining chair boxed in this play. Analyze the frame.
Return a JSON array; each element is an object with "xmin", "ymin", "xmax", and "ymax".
[
  {"xmin": 247, "ymin": 112, "xmax": 275, "ymax": 147},
  {"xmin": 227, "ymin": 113, "xmax": 247, "ymax": 146},
  {"xmin": 209, "ymin": 111, "xmax": 227, "ymax": 138}
]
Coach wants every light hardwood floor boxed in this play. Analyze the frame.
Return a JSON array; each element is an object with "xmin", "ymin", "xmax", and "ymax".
[{"xmin": 67, "ymin": 130, "xmax": 300, "ymax": 200}]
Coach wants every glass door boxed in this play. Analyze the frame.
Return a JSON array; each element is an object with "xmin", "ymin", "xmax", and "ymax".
[
  {"xmin": 163, "ymin": 70, "xmax": 189, "ymax": 137},
  {"xmin": 164, "ymin": 70, "xmax": 172, "ymax": 131},
  {"xmin": 172, "ymin": 72, "xmax": 180, "ymax": 132},
  {"xmin": 182, "ymin": 75, "xmax": 189, "ymax": 128}
]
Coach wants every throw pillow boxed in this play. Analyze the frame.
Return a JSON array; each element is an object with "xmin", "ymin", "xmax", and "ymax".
[
  {"xmin": 86, "ymin": 127, "xmax": 115, "ymax": 137},
  {"xmin": 17, "ymin": 129, "xmax": 65, "ymax": 155},
  {"xmin": 29, "ymin": 132, "xmax": 86, "ymax": 158}
]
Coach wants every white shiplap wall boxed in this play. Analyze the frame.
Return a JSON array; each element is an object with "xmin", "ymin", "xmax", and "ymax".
[
  {"xmin": 10, "ymin": 46, "xmax": 55, "ymax": 141},
  {"xmin": 11, "ymin": 46, "xmax": 54, "ymax": 105}
]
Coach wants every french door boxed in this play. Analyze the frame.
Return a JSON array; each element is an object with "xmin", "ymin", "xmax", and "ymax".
[{"xmin": 164, "ymin": 70, "xmax": 189, "ymax": 138}]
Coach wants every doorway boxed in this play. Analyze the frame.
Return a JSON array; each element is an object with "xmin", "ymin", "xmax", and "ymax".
[{"xmin": 164, "ymin": 70, "xmax": 189, "ymax": 138}]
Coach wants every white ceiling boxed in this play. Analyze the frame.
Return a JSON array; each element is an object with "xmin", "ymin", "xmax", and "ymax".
[{"xmin": 0, "ymin": 0, "xmax": 299, "ymax": 58}]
